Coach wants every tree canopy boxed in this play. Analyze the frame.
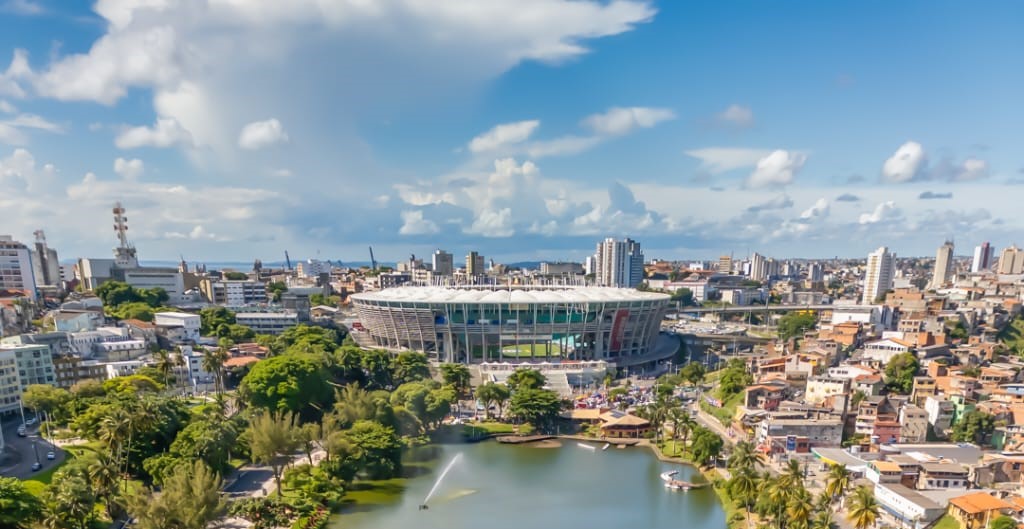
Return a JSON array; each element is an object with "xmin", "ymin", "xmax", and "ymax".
[
  {"xmin": 778, "ymin": 312, "xmax": 817, "ymax": 340},
  {"xmin": 508, "ymin": 388, "xmax": 563, "ymax": 430},
  {"xmin": 951, "ymin": 410, "xmax": 996, "ymax": 445},
  {"xmin": 884, "ymin": 353, "xmax": 920, "ymax": 394},
  {"xmin": 241, "ymin": 353, "xmax": 333, "ymax": 420}
]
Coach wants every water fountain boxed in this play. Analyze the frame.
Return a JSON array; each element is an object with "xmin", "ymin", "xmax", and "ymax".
[{"xmin": 419, "ymin": 452, "xmax": 464, "ymax": 510}]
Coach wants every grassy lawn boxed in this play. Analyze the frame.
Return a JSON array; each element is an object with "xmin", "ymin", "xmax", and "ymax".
[
  {"xmin": 999, "ymin": 315, "xmax": 1024, "ymax": 353},
  {"xmin": 702, "ymin": 390, "xmax": 743, "ymax": 424},
  {"xmin": 934, "ymin": 514, "xmax": 960, "ymax": 529},
  {"xmin": 500, "ymin": 343, "xmax": 562, "ymax": 358},
  {"xmin": 463, "ymin": 421, "xmax": 515, "ymax": 436}
]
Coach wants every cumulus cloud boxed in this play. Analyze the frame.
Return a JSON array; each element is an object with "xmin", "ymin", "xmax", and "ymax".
[
  {"xmin": 685, "ymin": 147, "xmax": 773, "ymax": 174},
  {"xmin": 835, "ymin": 193, "xmax": 861, "ymax": 202},
  {"xmin": 714, "ymin": 104, "xmax": 753, "ymax": 128},
  {"xmin": 882, "ymin": 141, "xmax": 927, "ymax": 183},
  {"xmin": 918, "ymin": 191, "xmax": 953, "ymax": 200},
  {"xmin": 746, "ymin": 194, "xmax": 793, "ymax": 213},
  {"xmin": 0, "ymin": 147, "xmax": 56, "ymax": 192},
  {"xmin": 0, "ymin": 100, "xmax": 15, "ymax": 113},
  {"xmin": 113, "ymin": 157, "xmax": 144, "ymax": 180},
  {"xmin": 238, "ymin": 118, "xmax": 289, "ymax": 150},
  {"xmin": 800, "ymin": 198, "xmax": 830, "ymax": 219},
  {"xmin": 582, "ymin": 106, "xmax": 675, "ymax": 136},
  {"xmin": 953, "ymin": 158, "xmax": 989, "ymax": 181},
  {"xmin": 747, "ymin": 150, "xmax": 806, "ymax": 187},
  {"xmin": 858, "ymin": 201, "xmax": 900, "ymax": 224},
  {"xmin": 398, "ymin": 210, "xmax": 440, "ymax": 235},
  {"xmin": 0, "ymin": 49, "xmax": 30, "ymax": 98},
  {"xmin": 469, "ymin": 120, "xmax": 539, "ymax": 153},
  {"xmin": 115, "ymin": 117, "xmax": 194, "ymax": 149},
  {"xmin": 467, "ymin": 208, "xmax": 514, "ymax": 237}
]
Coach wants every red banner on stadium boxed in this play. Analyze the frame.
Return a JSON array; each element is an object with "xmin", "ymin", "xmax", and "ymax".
[{"xmin": 609, "ymin": 309, "xmax": 629, "ymax": 351}]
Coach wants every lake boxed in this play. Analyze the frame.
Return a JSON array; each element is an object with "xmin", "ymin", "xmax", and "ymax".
[{"xmin": 333, "ymin": 440, "xmax": 727, "ymax": 529}]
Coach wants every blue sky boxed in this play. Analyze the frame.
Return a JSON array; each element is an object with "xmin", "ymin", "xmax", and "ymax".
[{"xmin": 0, "ymin": 0, "xmax": 1022, "ymax": 265}]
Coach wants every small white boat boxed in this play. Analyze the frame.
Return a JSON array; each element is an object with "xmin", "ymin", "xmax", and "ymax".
[
  {"xmin": 601, "ymin": 443, "xmax": 610, "ymax": 451},
  {"xmin": 664, "ymin": 481, "xmax": 692, "ymax": 491},
  {"xmin": 659, "ymin": 470, "xmax": 679, "ymax": 482},
  {"xmin": 577, "ymin": 442, "xmax": 597, "ymax": 451}
]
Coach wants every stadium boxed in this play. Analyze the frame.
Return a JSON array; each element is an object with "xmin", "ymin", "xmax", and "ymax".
[{"xmin": 350, "ymin": 285, "xmax": 674, "ymax": 371}]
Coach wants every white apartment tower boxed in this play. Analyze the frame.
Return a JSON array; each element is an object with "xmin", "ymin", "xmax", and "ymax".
[
  {"xmin": 594, "ymin": 238, "xmax": 644, "ymax": 288},
  {"xmin": 0, "ymin": 235, "xmax": 37, "ymax": 301},
  {"xmin": 971, "ymin": 242, "xmax": 994, "ymax": 273},
  {"xmin": 862, "ymin": 246, "xmax": 896, "ymax": 304},
  {"xmin": 998, "ymin": 245, "xmax": 1024, "ymax": 275},
  {"xmin": 749, "ymin": 252, "xmax": 767, "ymax": 281},
  {"xmin": 931, "ymin": 241, "xmax": 954, "ymax": 288},
  {"xmin": 432, "ymin": 250, "xmax": 453, "ymax": 276}
]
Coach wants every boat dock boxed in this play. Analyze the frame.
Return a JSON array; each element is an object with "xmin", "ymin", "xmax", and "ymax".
[{"xmin": 659, "ymin": 470, "xmax": 709, "ymax": 491}]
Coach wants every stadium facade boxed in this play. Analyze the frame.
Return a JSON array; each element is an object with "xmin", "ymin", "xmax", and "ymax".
[{"xmin": 350, "ymin": 285, "xmax": 671, "ymax": 366}]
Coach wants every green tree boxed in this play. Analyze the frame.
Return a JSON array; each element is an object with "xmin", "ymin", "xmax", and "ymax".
[
  {"xmin": 168, "ymin": 419, "xmax": 239, "ymax": 473},
  {"xmin": 40, "ymin": 468, "xmax": 96, "ymax": 529},
  {"xmin": 199, "ymin": 306, "xmax": 236, "ymax": 335},
  {"xmin": 951, "ymin": 410, "xmax": 996, "ymax": 445},
  {"xmin": 342, "ymin": 420, "xmax": 403, "ymax": 479},
  {"xmin": 0, "ymin": 477, "xmax": 43, "ymax": 528},
  {"xmin": 884, "ymin": 353, "xmax": 920, "ymax": 394},
  {"xmin": 85, "ymin": 449, "xmax": 124, "ymax": 519},
  {"xmin": 201, "ymin": 345, "xmax": 230, "ymax": 394},
  {"xmin": 727, "ymin": 440, "xmax": 763, "ymax": 473},
  {"xmin": 126, "ymin": 460, "xmax": 226, "ymax": 529},
  {"xmin": 276, "ymin": 324, "xmax": 340, "ymax": 355},
  {"xmin": 334, "ymin": 384, "xmax": 386, "ymax": 428},
  {"xmin": 689, "ymin": 426, "xmax": 724, "ymax": 467},
  {"xmin": 990, "ymin": 515, "xmax": 1018, "ymax": 529},
  {"xmin": 671, "ymin": 288, "xmax": 695, "ymax": 306},
  {"xmin": 719, "ymin": 360, "xmax": 752, "ymax": 396},
  {"xmin": 506, "ymin": 368, "xmax": 546, "ymax": 392},
  {"xmin": 846, "ymin": 485, "xmax": 879, "ymax": 529},
  {"xmin": 153, "ymin": 349, "xmax": 177, "ymax": 389},
  {"xmin": 221, "ymin": 323, "xmax": 256, "ymax": 343},
  {"xmin": 228, "ymin": 497, "xmax": 292, "ymax": 529},
  {"xmin": 679, "ymin": 362, "xmax": 706, "ymax": 387},
  {"xmin": 21, "ymin": 384, "xmax": 71, "ymax": 421},
  {"xmin": 223, "ymin": 271, "xmax": 248, "ymax": 280},
  {"xmin": 508, "ymin": 388, "xmax": 562, "ymax": 430},
  {"xmin": 248, "ymin": 412, "xmax": 300, "ymax": 496},
  {"xmin": 360, "ymin": 349, "xmax": 394, "ymax": 390},
  {"xmin": 241, "ymin": 353, "xmax": 333, "ymax": 419},
  {"xmin": 392, "ymin": 351, "xmax": 431, "ymax": 385},
  {"xmin": 266, "ymin": 281, "xmax": 288, "ymax": 302},
  {"xmin": 102, "ymin": 374, "xmax": 163, "ymax": 395},
  {"xmin": 778, "ymin": 312, "xmax": 817, "ymax": 340},
  {"xmin": 439, "ymin": 363, "xmax": 471, "ymax": 395},
  {"xmin": 107, "ymin": 301, "xmax": 157, "ymax": 322},
  {"xmin": 476, "ymin": 382, "xmax": 510, "ymax": 419}
]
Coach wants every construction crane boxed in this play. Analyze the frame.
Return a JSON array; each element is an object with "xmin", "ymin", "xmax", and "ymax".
[
  {"xmin": 368, "ymin": 246, "xmax": 377, "ymax": 271},
  {"xmin": 284, "ymin": 251, "xmax": 292, "ymax": 271}
]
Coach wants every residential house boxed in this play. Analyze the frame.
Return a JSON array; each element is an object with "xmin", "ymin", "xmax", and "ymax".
[
  {"xmin": 899, "ymin": 404, "xmax": 929, "ymax": 443},
  {"xmin": 917, "ymin": 462, "xmax": 969, "ymax": 490},
  {"xmin": 804, "ymin": 376, "xmax": 849, "ymax": 406},
  {"xmin": 947, "ymin": 492, "xmax": 1021, "ymax": 529},
  {"xmin": 912, "ymin": 377, "xmax": 938, "ymax": 406},
  {"xmin": 924, "ymin": 396, "xmax": 955, "ymax": 435}
]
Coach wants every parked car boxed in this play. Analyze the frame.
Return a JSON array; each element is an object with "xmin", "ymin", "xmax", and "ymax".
[
  {"xmin": 31, "ymin": 462, "xmax": 42, "ymax": 471},
  {"xmin": 17, "ymin": 426, "xmax": 26, "ymax": 436},
  {"xmin": 46, "ymin": 451, "xmax": 56, "ymax": 460},
  {"xmin": 24, "ymin": 417, "xmax": 37, "ymax": 426}
]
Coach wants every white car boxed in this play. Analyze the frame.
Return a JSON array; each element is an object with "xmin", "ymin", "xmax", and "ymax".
[
  {"xmin": 46, "ymin": 451, "xmax": 56, "ymax": 460},
  {"xmin": 24, "ymin": 417, "xmax": 37, "ymax": 426}
]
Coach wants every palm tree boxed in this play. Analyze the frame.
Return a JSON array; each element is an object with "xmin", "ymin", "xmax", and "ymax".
[
  {"xmin": 728, "ymin": 440, "xmax": 763, "ymax": 473},
  {"xmin": 779, "ymin": 458, "xmax": 805, "ymax": 490},
  {"xmin": 201, "ymin": 346, "xmax": 229, "ymax": 394},
  {"xmin": 153, "ymin": 349, "xmax": 175, "ymax": 390},
  {"xmin": 846, "ymin": 485, "xmax": 879, "ymax": 529},
  {"xmin": 812, "ymin": 509, "xmax": 835, "ymax": 529},
  {"xmin": 728, "ymin": 468, "xmax": 759, "ymax": 528},
  {"xmin": 825, "ymin": 464, "xmax": 852, "ymax": 508},
  {"xmin": 787, "ymin": 487, "xmax": 814, "ymax": 529},
  {"xmin": 668, "ymin": 408, "xmax": 694, "ymax": 454},
  {"xmin": 86, "ymin": 450, "xmax": 123, "ymax": 518}
]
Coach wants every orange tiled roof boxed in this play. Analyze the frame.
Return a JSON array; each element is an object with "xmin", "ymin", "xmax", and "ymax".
[{"xmin": 949, "ymin": 492, "xmax": 1016, "ymax": 515}]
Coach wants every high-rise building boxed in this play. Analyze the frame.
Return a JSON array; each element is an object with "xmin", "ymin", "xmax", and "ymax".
[
  {"xmin": 0, "ymin": 235, "xmax": 37, "ymax": 300},
  {"xmin": 718, "ymin": 255, "xmax": 733, "ymax": 274},
  {"xmin": 998, "ymin": 245, "xmax": 1024, "ymax": 275},
  {"xmin": 432, "ymin": 250, "xmax": 453, "ymax": 276},
  {"xmin": 465, "ymin": 251, "xmax": 485, "ymax": 276},
  {"xmin": 31, "ymin": 230, "xmax": 60, "ymax": 288},
  {"xmin": 808, "ymin": 262, "xmax": 825, "ymax": 282},
  {"xmin": 749, "ymin": 252, "xmax": 767, "ymax": 281},
  {"xmin": 971, "ymin": 242, "xmax": 994, "ymax": 273},
  {"xmin": 931, "ymin": 241, "xmax": 954, "ymax": 288},
  {"xmin": 593, "ymin": 237, "xmax": 644, "ymax": 288},
  {"xmin": 862, "ymin": 246, "xmax": 896, "ymax": 304}
]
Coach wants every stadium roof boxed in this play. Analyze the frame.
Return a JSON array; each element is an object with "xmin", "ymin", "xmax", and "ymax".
[{"xmin": 352, "ymin": 286, "xmax": 670, "ymax": 304}]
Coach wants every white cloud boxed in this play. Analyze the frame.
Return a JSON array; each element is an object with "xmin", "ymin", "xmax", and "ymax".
[
  {"xmin": 0, "ymin": 100, "xmax": 14, "ymax": 113},
  {"xmin": 882, "ymin": 141, "xmax": 926, "ymax": 183},
  {"xmin": 581, "ymin": 106, "xmax": 675, "ymax": 136},
  {"xmin": 858, "ymin": 201, "xmax": 899, "ymax": 224},
  {"xmin": 715, "ymin": 104, "xmax": 753, "ymax": 128},
  {"xmin": 955, "ymin": 158, "xmax": 988, "ymax": 181},
  {"xmin": 746, "ymin": 194, "xmax": 793, "ymax": 213},
  {"xmin": 747, "ymin": 150, "xmax": 806, "ymax": 187},
  {"xmin": 0, "ymin": 113, "xmax": 63, "ymax": 145},
  {"xmin": 115, "ymin": 117, "xmax": 194, "ymax": 149},
  {"xmin": 238, "ymin": 118, "xmax": 289, "ymax": 150},
  {"xmin": 1, "ymin": 0, "xmax": 44, "ymax": 15},
  {"xmin": 468, "ymin": 120, "xmax": 539, "ymax": 153},
  {"xmin": 399, "ymin": 210, "xmax": 440, "ymax": 235},
  {"xmin": 113, "ymin": 157, "xmax": 144, "ymax": 180},
  {"xmin": 800, "ymin": 198, "xmax": 829, "ymax": 219},
  {"xmin": 685, "ymin": 147, "xmax": 773, "ymax": 174},
  {"xmin": 0, "ymin": 49, "xmax": 31, "ymax": 98},
  {"xmin": 0, "ymin": 147, "xmax": 57, "ymax": 193},
  {"xmin": 467, "ymin": 208, "xmax": 514, "ymax": 237},
  {"xmin": 526, "ymin": 135, "xmax": 602, "ymax": 158}
]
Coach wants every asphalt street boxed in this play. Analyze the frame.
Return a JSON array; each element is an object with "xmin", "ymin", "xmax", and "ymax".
[{"xmin": 0, "ymin": 415, "xmax": 65, "ymax": 479}]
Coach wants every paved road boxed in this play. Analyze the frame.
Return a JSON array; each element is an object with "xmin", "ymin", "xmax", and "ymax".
[{"xmin": 0, "ymin": 416, "xmax": 65, "ymax": 479}]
